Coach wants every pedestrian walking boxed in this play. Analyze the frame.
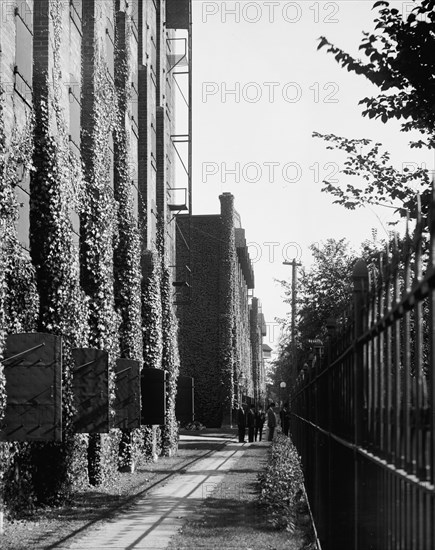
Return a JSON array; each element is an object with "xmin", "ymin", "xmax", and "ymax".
[
  {"xmin": 237, "ymin": 403, "xmax": 246, "ymax": 443},
  {"xmin": 280, "ymin": 402, "xmax": 290, "ymax": 436},
  {"xmin": 267, "ymin": 403, "xmax": 277, "ymax": 441},
  {"xmin": 247, "ymin": 404, "xmax": 255, "ymax": 442},
  {"xmin": 254, "ymin": 406, "xmax": 266, "ymax": 441}
]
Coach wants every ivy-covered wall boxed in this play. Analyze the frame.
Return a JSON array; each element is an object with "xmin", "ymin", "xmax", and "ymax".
[
  {"xmin": 26, "ymin": 0, "xmax": 91, "ymax": 503},
  {"xmin": 250, "ymin": 297, "xmax": 267, "ymax": 404},
  {"xmin": 0, "ymin": 0, "xmax": 183, "ymax": 513},
  {"xmin": 176, "ymin": 194, "xmax": 256, "ymax": 427},
  {"xmin": 0, "ymin": 22, "xmax": 41, "ymax": 509}
]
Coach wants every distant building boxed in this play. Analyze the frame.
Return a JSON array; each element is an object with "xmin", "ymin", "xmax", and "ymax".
[
  {"xmin": 262, "ymin": 343, "xmax": 273, "ymax": 360},
  {"xmin": 176, "ymin": 193, "xmax": 266, "ymax": 427},
  {"xmin": 250, "ymin": 298, "xmax": 267, "ymax": 405}
]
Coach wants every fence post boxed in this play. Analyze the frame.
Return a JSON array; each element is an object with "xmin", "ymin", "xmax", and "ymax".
[{"xmin": 352, "ymin": 259, "xmax": 369, "ymax": 550}]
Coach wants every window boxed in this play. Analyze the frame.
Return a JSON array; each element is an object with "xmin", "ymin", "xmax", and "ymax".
[
  {"xmin": 14, "ymin": 5, "xmax": 33, "ymax": 105},
  {"xmin": 70, "ymin": 0, "xmax": 82, "ymax": 35},
  {"xmin": 150, "ymin": 110, "xmax": 157, "ymax": 172},
  {"xmin": 131, "ymin": 88, "xmax": 139, "ymax": 137},
  {"xmin": 149, "ymin": 33, "xmax": 157, "ymax": 88},
  {"xmin": 130, "ymin": 72, "xmax": 139, "ymax": 137},
  {"xmin": 18, "ymin": 1, "xmax": 33, "ymax": 30},
  {"xmin": 131, "ymin": 0, "xmax": 139, "ymax": 41}
]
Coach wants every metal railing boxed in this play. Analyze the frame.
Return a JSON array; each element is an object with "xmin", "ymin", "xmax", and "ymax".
[{"xmin": 290, "ymin": 195, "xmax": 435, "ymax": 549}]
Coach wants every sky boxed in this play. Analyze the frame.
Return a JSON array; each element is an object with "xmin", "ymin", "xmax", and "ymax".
[{"xmin": 184, "ymin": 0, "xmax": 433, "ymax": 352}]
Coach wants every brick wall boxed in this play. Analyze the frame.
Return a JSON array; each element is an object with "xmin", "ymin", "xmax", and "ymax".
[
  {"xmin": 138, "ymin": 0, "xmax": 158, "ymax": 252},
  {"xmin": 0, "ymin": 0, "xmax": 185, "ymax": 497},
  {"xmin": 176, "ymin": 194, "xmax": 258, "ymax": 427},
  {"xmin": 1, "ymin": 0, "xmax": 34, "ymax": 250},
  {"xmin": 176, "ymin": 214, "xmax": 222, "ymax": 426}
]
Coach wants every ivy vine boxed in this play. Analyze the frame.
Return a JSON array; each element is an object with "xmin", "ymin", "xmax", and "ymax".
[
  {"xmin": 0, "ymin": 82, "xmax": 40, "ymax": 514},
  {"xmin": 113, "ymin": 10, "xmax": 143, "ymax": 471},
  {"xmin": 80, "ymin": 0, "xmax": 122, "ymax": 485},
  {"xmin": 160, "ymin": 261, "xmax": 180, "ymax": 456},
  {"xmin": 27, "ymin": 0, "xmax": 90, "ymax": 503}
]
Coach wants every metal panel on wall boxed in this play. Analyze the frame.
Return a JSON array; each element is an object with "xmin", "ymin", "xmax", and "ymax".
[
  {"xmin": 113, "ymin": 358, "xmax": 141, "ymax": 429},
  {"xmin": 0, "ymin": 333, "xmax": 62, "ymax": 442},
  {"xmin": 72, "ymin": 348, "xmax": 109, "ymax": 433},
  {"xmin": 175, "ymin": 375, "xmax": 194, "ymax": 424},
  {"xmin": 141, "ymin": 368, "xmax": 167, "ymax": 425}
]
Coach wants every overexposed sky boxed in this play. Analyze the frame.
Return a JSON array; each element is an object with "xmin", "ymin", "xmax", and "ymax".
[{"xmin": 188, "ymin": 0, "xmax": 433, "ymax": 350}]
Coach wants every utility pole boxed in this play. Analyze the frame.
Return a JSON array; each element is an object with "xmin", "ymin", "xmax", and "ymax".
[{"xmin": 283, "ymin": 259, "xmax": 301, "ymax": 384}]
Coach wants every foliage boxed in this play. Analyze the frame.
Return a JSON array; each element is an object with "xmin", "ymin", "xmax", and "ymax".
[
  {"xmin": 87, "ymin": 430, "xmax": 122, "ymax": 487},
  {"xmin": 139, "ymin": 426, "xmax": 162, "ymax": 462},
  {"xmin": 140, "ymin": 251, "xmax": 164, "ymax": 460},
  {"xmin": 0, "ymin": 84, "xmax": 39, "ymax": 515},
  {"xmin": 1, "ymin": 0, "xmax": 182, "ymax": 511},
  {"xmin": 142, "ymin": 251, "xmax": 163, "ymax": 370},
  {"xmin": 258, "ymin": 433, "xmax": 305, "ymax": 531},
  {"xmin": 318, "ymin": 0, "xmax": 435, "ymax": 148},
  {"xmin": 160, "ymin": 262, "xmax": 180, "ymax": 457},
  {"xmin": 113, "ymin": 3, "xmax": 143, "ymax": 472},
  {"xmin": 312, "ymin": 132, "xmax": 430, "ymax": 218},
  {"xmin": 296, "ymin": 239, "xmax": 355, "ymax": 345},
  {"xmin": 113, "ymin": 15, "xmax": 142, "ymax": 366},
  {"xmin": 80, "ymin": 1, "xmax": 123, "ymax": 485},
  {"xmin": 141, "ymin": 218, "xmax": 180, "ymax": 455},
  {"xmin": 0, "ymin": 88, "xmax": 38, "ymax": 420},
  {"xmin": 277, "ymin": 239, "xmax": 356, "ymax": 357},
  {"xmin": 0, "ymin": 444, "xmax": 36, "ymax": 515},
  {"xmin": 81, "ymin": 46, "xmax": 120, "ymax": 379},
  {"xmin": 0, "ymin": 58, "xmax": 43, "ymax": 514},
  {"xmin": 24, "ymin": 0, "xmax": 91, "ymax": 504},
  {"xmin": 315, "ymin": 0, "xmax": 434, "ymax": 216},
  {"xmin": 141, "ymin": 426, "xmax": 154, "ymax": 458},
  {"xmin": 275, "ymin": 233, "xmax": 394, "ymax": 392},
  {"xmin": 218, "ymin": 198, "xmax": 237, "ymax": 422}
]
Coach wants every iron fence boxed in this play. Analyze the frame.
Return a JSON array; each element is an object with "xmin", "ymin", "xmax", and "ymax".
[{"xmin": 290, "ymin": 196, "xmax": 435, "ymax": 549}]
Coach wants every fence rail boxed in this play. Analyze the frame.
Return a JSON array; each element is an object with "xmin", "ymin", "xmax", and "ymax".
[{"xmin": 290, "ymin": 195, "xmax": 435, "ymax": 550}]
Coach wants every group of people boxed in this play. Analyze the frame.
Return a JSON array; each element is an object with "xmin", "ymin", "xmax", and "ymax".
[
  {"xmin": 237, "ymin": 404, "xmax": 266, "ymax": 442},
  {"xmin": 236, "ymin": 401, "xmax": 291, "ymax": 443}
]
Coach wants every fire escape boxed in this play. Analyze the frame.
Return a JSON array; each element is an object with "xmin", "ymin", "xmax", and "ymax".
[{"xmin": 166, "ymin": 0, "xmax": 192, "ymax": 304}]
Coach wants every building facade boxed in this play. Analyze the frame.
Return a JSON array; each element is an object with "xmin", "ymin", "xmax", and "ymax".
[
  {"xmin": 176, "ymin": 193, "xmax": 266, "ymax": 427},
  {"xmin": 250, "ymin": 297, "xmax": 267, "ymax": 405},
  {"xmin": 0, "ymin": 0, "xmax": 191, "ymax": 506}
]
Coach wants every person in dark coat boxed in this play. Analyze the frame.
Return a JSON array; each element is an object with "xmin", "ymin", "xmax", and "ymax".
[
  {"xmin": 247, "ymin": 404, "xmax": 255, "ymax": 442},
  {"xmin": 237, "ymin": 404, "xmax": 246, "ymax": 443},
  {"xmin": 255, "ymin": 407, "xmax": 266, "ymax": 441},
  {"xmin": 280, "ymin": 402, "xmax": 290, "ymax": 436},
  {"xmin": 267, "ymin": 403, "xmax": 277, "ymax": 441}
]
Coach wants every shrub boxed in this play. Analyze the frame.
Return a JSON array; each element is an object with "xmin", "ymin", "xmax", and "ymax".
[{"xmin": 258, "ymin": 434, "xmax": 305, "ymax": 531}]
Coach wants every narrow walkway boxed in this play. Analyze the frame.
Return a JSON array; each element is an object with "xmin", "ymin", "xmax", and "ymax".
[{"xmin": 67, "ymin": 433, "xmax": 266, "ymax": 549}]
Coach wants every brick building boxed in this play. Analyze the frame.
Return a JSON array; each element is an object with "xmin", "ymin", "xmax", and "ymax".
[
  {"xmin": 0, "ymin": 0, "xmax": 191, "ymax": 503},
  {"xmin": 250, "ymin": 297, "xmax": 267, "ymax": 405},
  {"xmin": 1, "ymin": 0, "xmax": 192, "ymax": 248},
  {"xmin": 176, "ymin": 193, "xmax": 266, "ymax": 427}
]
